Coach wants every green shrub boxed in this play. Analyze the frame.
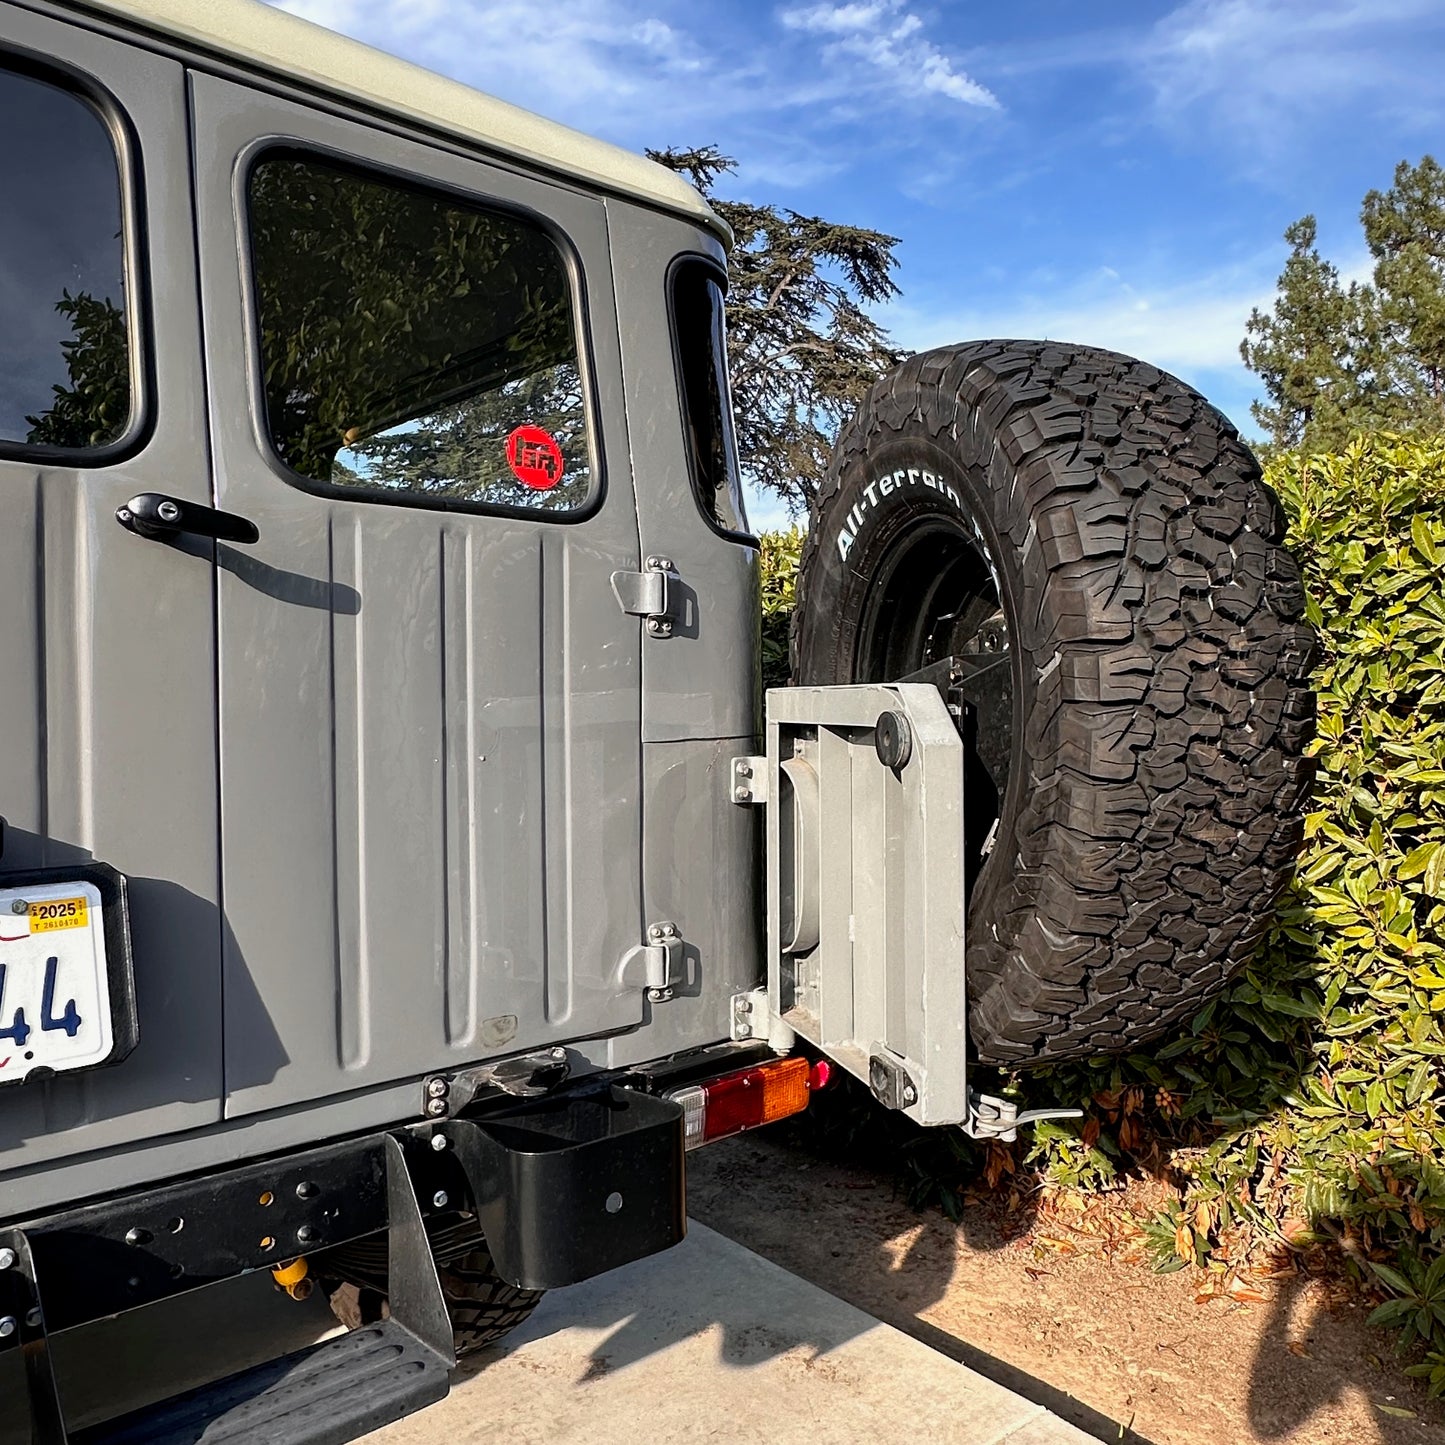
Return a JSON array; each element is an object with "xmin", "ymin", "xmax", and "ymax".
[
  {"xmin": 760, "ymin": 526, "xmax": 804, "ymax": 690},
  {"xmin": 756, "ymin": 434, "xmax": 1445, "ymax": 1386}
]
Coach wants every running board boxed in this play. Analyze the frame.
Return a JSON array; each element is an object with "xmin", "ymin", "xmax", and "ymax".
[{"xmin": 77, "ymin": 1320, "xmax": 451, "ymax": 1445}]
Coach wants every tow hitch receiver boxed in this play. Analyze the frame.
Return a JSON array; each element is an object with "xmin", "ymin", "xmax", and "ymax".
[{"xmin": 737, "ymin": 683, "xmax": 1080, "ymax": 1136}]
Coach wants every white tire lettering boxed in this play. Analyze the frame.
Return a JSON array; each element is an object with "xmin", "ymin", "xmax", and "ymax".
[{"xmin": 829, "ymin": 467, "xmax": 968, "ymax": 558}]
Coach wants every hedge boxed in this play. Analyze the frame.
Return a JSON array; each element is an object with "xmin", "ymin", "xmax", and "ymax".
[{"xmin": 757, "ymin": 434, "xmax": 1445, "ymax": 1389}]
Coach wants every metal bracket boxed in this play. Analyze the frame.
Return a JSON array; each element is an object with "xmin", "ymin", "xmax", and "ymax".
[
  {"xmin": 963, "ymin": 1091, "xmax": 1083, "ymax": 1143},
  {"xmin": 868, "ymin": 1050, "xmax": 919, "ymax": 1111},
  {"xmin": 610, "ymin": 555, "xmax": 680, "ymax": 637},
  {"xmin": 0, "ymin": 1229, "xmax": 66, "ymax": 1444},
  {"xmin": 422, "ymin": 1047, "xmax": 571, "ymax": 1118},
  {"xmin": 617, "ymin": 922, "xmax": 684, "ymax": 1003},
  {"xmin": 729, "ymin": 987, "xmax": 795, "ymax": 1052},
  {"xmin": 730, "ymin": 755, "xmax": 767, "ymax": 805}
]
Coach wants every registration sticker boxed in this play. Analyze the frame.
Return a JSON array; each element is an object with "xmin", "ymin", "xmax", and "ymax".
[{"xmin": 29, "ymin": 896, "xmax": 88, "ymax": 933}]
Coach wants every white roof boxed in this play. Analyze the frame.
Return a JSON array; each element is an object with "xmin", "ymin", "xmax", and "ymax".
[{"xmin": 74, "ymin": 0, "xmax": 728, "ymax": 244}]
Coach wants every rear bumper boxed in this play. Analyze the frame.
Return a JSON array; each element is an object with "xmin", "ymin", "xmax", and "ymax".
[{"xmin": 2, "ymin": 1075, "xmax": 691, "ymax": 1445}]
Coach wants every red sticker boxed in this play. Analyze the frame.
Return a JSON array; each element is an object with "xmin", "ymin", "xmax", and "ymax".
[{"xmin": 506, "ymin": 425, "xmax": 564, "ymax": 491}]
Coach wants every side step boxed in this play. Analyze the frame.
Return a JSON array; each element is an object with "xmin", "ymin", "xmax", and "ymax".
[{"xmin": 77, "ymin": 1320, "xmax": 450, "ymax": 1445}]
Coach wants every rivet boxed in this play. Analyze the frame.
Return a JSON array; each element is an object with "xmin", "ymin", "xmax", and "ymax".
[
  {"xmin": 124, "ymin": 1227, "xmax": 151, "ymax": 1247},
  {"xmin": 0, "ymin": 1317, "xmax": 15, "ymax": 1339}
]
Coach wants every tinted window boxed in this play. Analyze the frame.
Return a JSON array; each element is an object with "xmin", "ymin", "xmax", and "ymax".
[
  {"xmin": 672, "ymin": 262, "xmax": 746, "ymax": 535},
  {"xmin": 0, "ymin": 63, "xmax": 131, "ymax": 452},
  {"xmin": 249, "ymin": 153, "xmax": 592, "ymax": 512}
]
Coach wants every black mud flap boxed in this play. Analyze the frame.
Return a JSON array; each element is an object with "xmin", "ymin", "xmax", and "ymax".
[{"xmin": 449, "ymin": 1084, "xmax": 685, "ymax": 1290}]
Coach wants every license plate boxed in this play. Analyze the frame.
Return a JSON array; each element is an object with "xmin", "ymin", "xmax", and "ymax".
[{"xmin": 0, "ymin": 878, "xmax": 116, "ymax": 1083}]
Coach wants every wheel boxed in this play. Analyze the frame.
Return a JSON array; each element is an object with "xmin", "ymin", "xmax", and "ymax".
[
  {"xmin": 436, "ymin": 1243, "xmax": 544, "ymax": 1358},
  {"xmin": 793, "ymin": 340, "xmax": 1317, "ymax": 1065},
  {"xmin": 320, "ymin": 1217, "xmax": 543, "ymax": 1358}
]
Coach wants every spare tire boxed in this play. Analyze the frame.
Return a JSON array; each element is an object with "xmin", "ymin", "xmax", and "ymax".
[{"xmin": 793, "ymin": 341, "xmax": 1317, "ymax": 1065}]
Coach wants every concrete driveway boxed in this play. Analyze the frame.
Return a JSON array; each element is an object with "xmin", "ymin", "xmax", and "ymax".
[
  {"xmin": 366, "ymin": 1222, "xmax": 1094, "ymax": 1445},
  {"xmin": 3, "ymin": 1220, "xmax": 1096, "ymax": 1444}
]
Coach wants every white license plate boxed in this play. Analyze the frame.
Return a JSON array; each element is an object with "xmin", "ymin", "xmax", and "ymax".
[{"xmin": 0, "ymin": 879, "xmax": 113, "ymax": 1082}]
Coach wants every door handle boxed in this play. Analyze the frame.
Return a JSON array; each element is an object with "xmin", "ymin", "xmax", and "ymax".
[{"xmin": 116, "ymin": 492, "xmax": 259, "ymax": 545}]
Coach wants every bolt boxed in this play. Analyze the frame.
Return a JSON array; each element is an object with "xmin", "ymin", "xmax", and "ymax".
[
  {"xmin": 432, "ymin": 1191, "xmax": 449, "ymax": 1210},
  {"xmin": 9, "ymin": 901, "xmax": 25, "ymax": 916},
  {"xmin": 733, "ymin": 786, "xmax": 750, "ymax": 803},
  {"xmin": 430, "ymin": 1133, "xmax": 449, "ymax": 1152},
  {"xmin": 736, "ymin": 762, "xmax": 752, "ymax": 778},
  {"xmin": 426, "ymin": 1077, "xmax": 448, "ymax": 1098},
  {"xmin": 116, "ymin": 508, "xmax": 133, "ymax": 525},
  {"xmin": 902, "ymin": 1085, "xmax": 917, "ymax": 1105},
  {"xmin": 0, "ymin": 1248, "xmax": 14, "ymax": 1270},
  {"xmin": 647, "ymin": 987, "xmax": 672, "ymax": 1003},
  {"xmin": 734, "ymin": 997, "xmax": 752, "ymax": 1015},
  {"xmin": 296, "ymin": 1225, "xmax": 318, "ymax": 1246},
  {"xmin": 552, "ymin": 1047, "xmax": 566, "ymax": 1059},
  {"xmin": 426, "ymin": 1098, "xmax": 447, "ymax": 1117},
  {"xmin": 124, "ymin": 1227, "xmax": 151, "ymax": 1247},
  {"xmin": 646, "ymin": 618, "xmax": 664, "ymax": 635},
  {"xmin": 0, "ymin": 1317, "xmax": 14, "ymax": 1340},
  {"xmin": 156, "ymin": 500, "xmax": 182, "ymax": 524},
  {"xmin": 662, "ymin": 925, "xmax": 677, "ymax": 938},
  {"xmin": 649, "ymin": 925, "xmax": 664, "ymax": 940},
  {"xmin": 645, "ymin": 556, "xmax": 661, "ymax": 569},
  {"xmin": 25, "ymin": 1308, "xmax": 40, "ymax": 1328},
  {"xmin": 656, "ymin": 558, "xmax": 674, "ymax": 572}
]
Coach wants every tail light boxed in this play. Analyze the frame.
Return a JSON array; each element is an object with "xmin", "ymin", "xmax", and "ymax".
[{"xmin": 666, "ymin": 1055, "xmax": 830, "ymax": 1150}]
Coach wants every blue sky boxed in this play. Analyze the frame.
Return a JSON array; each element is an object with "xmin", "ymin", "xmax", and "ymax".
[{"xmin": 273, "ymin": 0, "xmax": 1445, "ymax": 528}]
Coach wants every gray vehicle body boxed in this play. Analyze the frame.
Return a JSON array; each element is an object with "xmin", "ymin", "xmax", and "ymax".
[{"xmin": 0, "ymin": 0, "xmax": 759, "ymax": 1220}]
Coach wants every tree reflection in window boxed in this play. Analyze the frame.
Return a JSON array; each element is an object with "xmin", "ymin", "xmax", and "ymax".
[{"xmin": 248, "ymin": 153, "xmax": 591, "ymax": 511}]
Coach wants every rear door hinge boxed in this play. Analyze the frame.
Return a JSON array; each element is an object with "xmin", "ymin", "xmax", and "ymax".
[
  {"xmin": 616, "ymin": 921, "xmax": 684, "ymax": 1002},
  {"xmin": 610, "ymin": 555, "xmax": 680, "ymax": 637},
  {"xmin": 730, "ymin": 755, "xmax": 767, "ymax": 804}
]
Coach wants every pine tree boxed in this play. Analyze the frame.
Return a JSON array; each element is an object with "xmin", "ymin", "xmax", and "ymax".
[
  {"xmin": 649, "ymin": 145, "xmax": 903, "ymax": 510},
  {"xmin": 1242, "ymin": 157, "xmax": 1445, "ymax": 453}
]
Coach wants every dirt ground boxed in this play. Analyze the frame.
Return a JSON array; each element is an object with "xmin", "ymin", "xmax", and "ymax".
[{"xmin": 687, "ymin": 1129, "xmax": 1443, "ymax": 1445}]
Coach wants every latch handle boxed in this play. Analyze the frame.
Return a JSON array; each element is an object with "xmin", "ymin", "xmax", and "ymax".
[{"xmin": 965, "ymin": 1091, "xmax": 1083, "ymax": 1142}]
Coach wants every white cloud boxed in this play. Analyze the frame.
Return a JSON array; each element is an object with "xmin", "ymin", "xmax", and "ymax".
[
  {"xmin": 1141, "ymin": 0, "xmax": 1445, "ymax": 156},
  {"xmin": 780, "ymin": 0, "xmax": 1000, "ymax": 109},
  {"xmin": 886, "ymin": 262, "xmax": 1274, "ymax": 391}
]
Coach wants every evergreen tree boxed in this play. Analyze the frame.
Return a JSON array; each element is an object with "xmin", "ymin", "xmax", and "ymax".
[
  {"xmin": 1242, "ymin": 156, "xmax": 1445, "ymax": 453},
  {"xmin": 649, "ymin": 145, "xmax": 903, "ymax": 510}
]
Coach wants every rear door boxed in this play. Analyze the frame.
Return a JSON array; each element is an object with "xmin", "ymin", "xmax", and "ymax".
[
  {"xmin": 189, "ymin": 74, "xmax": 647, "ymax": 1118},
  {"xmin": 0, "ymin": 3, "xmax": 221, "ymax": 1174}
]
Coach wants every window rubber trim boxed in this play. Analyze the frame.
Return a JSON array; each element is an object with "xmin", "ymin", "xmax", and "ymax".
[
  {"xmin": 664, "ymin": 252, "xmax": 758, "ymax": 549},
  {"xmin": 0, "ymin": 41, "xmax": 155, "ymax": 469},
  {"xmin": 236, "ymin": 138, "xmax": 607, "ymax": 526}
]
